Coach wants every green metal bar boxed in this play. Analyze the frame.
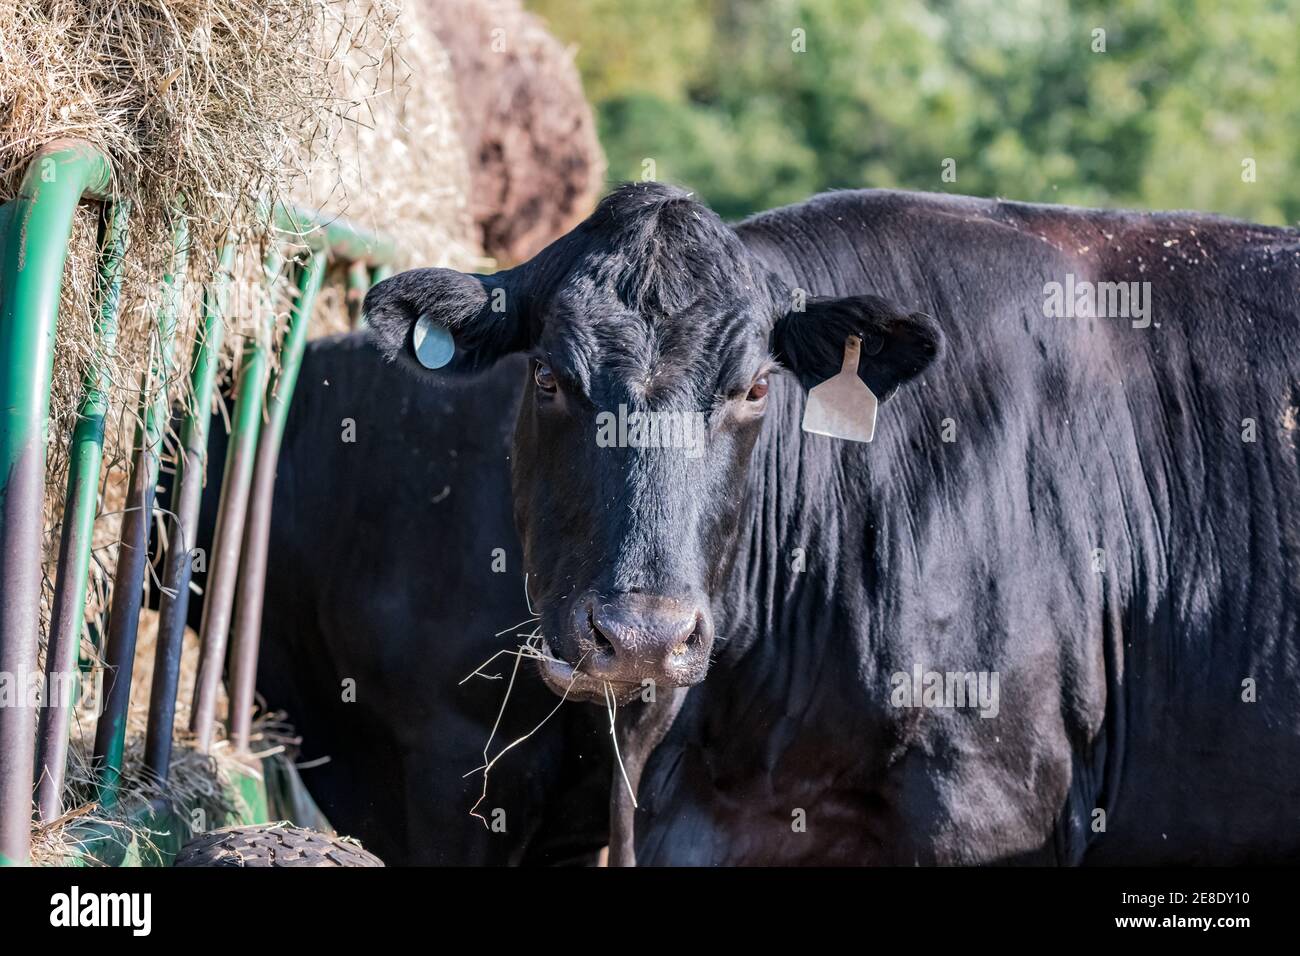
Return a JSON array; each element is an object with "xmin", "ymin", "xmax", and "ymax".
[
  {"xmin": 91, "ymin": 215, "xmax": 190, "ymax": 808},
  {"xmin": 0, "ymin": 139, "xmax": 112, "ymax": 866},
  {"xmin": 33, "ymin": 201, "xmax": 131, "ymax": 822},
  {"xmin": 272, "ymin": 204, "xmax": 397, "ymax": 266},
  {"xmin": 190, "ymin": 249, "xmax": 282, "ymax": 752},
  {"xmin": 346, "ymin": 259, "xmax": 369, "ymax": 328},
  {"xmin": 362, "ymin": 265, "xmax": 393, "ymax": 331},
  {"xmin": 228, "ymin": 250, "xmax": 328, "ymax": 751},
  {"xmin": 144, "ymin": 238, "xmax": 236, "ymax": 779}
]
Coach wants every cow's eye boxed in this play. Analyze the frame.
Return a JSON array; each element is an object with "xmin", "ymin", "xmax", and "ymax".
[
  {"xmin": 534, "ymin": 362, "xmax": 557, "ymax": 393},
  {"xmin": 746, "ymin": 377, "xmax": 769, "ymax": 402}
]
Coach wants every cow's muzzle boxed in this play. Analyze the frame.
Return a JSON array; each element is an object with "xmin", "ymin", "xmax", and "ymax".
[{"xmin": 537, "ymin": 592, "xmax": 713, "ymax": 702}]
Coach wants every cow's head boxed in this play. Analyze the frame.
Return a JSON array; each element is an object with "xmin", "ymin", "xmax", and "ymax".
[{"xmin": 366, "ymin": 183, "xmax": 941, "ymax": 702}]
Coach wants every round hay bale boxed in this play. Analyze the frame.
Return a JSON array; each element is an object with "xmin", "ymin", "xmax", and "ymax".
[
  {"xmin": 418, "ymin": 0, "xmax": 606, "ymax": 265},
  {"xmin": 303, "ymin": 0, "xmax": 483, "ymax": 338},
  {"xmin": 301, "ymin": 1, "xmax": 478, "ymax": 270}
]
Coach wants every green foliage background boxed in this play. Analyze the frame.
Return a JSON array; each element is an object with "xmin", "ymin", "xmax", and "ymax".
[{"xmin": 528, "ymin": 0, "xmax": 1300, "ymax": 224}]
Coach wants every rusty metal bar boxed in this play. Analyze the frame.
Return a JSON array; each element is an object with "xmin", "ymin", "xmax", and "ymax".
[
  {"xmin": 228, "ymin": 250, "xmax": 327, "ymax": 751},
  {"xmin": 189, "ymin": 249, "xmax": 282, "ymax": 752},
  {"xmin": 0, "ymin": 140, "xmax": 112, "ymax": 865},
  {"xmin": 33, "ymin": 201, "xmax": 133, "ymax": 822},
  {"xmin": 143, "ymin": 239, "xmax": 236, "ymax": 780},
  {"xmin": 90, "ymin": 216, "xmax": 190, "ymax": 808}
]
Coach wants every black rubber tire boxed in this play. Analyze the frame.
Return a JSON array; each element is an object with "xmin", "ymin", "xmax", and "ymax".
[{"xmin": 174, "ymin": 824, "xmax": 384, "ymax": 867}]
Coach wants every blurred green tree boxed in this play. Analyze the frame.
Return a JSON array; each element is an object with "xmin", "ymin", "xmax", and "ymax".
[{"xmin": 528, "ymin": 0, "xmax": 1299, "ymax": 224}]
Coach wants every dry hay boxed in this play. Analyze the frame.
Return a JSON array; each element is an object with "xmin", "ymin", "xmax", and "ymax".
[
  {"xmin": 29, "ymin": 607, "xmax": 306, "ymax": 865},
  {"xmin": 30, "ymin": 609, "xmax": 229, "ymax": 866},
  {"xmin": 300, "ymin": 0, "xmax": 480, "ymax": 271},
  {"xmin": 1, "ymin": 0, "xmax": 360, "ymax": 460},
  {"xmin": 0, "ymin": 0, "xmax": 479, "ymax": 855},
  {"xmin": 302, "ymin": 0, "xmax": 484, "ymax": 337},
  {"xmin": 419, "ymin": 0, "xmax": 606, "ymax": 265},
  {"xmin": 1, "ymin": 0, "xmax": 356, "ymax": 611},
  {"xmin": 0, "ymin": 0, "xmax": 481, "ymax": 661}
]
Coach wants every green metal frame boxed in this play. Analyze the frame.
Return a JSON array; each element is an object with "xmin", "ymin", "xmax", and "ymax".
[
  {"xmin": 273, "ymin": 204, "xmax": 397, "ymax": 264},
  {"xmin": 33, "ymin": 200, "xmax": 132, "ymax": 823},
  {"xmin": 0, "ymin": 141, "xmax": 113, "ymax": 866},
  {"xmin": 0, "ymin": 139, "xmax": 400, "ymax": 865}
]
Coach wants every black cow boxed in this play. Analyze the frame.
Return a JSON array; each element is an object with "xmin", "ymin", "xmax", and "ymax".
[{"xmin": 364, "ymin": 182, "xmax": 1300, "ymax": 865}]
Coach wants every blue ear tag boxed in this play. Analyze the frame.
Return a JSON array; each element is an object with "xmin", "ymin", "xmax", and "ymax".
[{"xmin": 413, "ymin": 314, "xmax": 455, "ymax": 369}]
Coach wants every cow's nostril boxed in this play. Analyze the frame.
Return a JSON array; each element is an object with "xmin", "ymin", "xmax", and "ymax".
[
  {"xmin": 578, "ymin": 598, "xmax": 712, "ymax": 685},
  {"xmin": 587, "ymin": 606, "xmax": 615, "ymax": 658},
  {"xmin": 685, "ymin": 613, "xmax": 705, "ymax": 648}
]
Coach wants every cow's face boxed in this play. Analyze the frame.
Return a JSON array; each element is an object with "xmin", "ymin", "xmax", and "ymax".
[{"xmin": 366, "ymin": 184, "xmax": 941, "ymax": 702}]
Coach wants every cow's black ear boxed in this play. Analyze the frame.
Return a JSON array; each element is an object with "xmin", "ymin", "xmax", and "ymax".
[
  {"xmin": 364, "ymin": 267, "xmax": 528, "ymax": 376},
  {"xmin": 771, "ymin": 294, "xmax": 943, "ymax": 401}
]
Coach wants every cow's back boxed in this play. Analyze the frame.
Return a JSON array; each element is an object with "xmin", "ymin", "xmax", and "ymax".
[{"xmin": 984, "ymin": 198, "xmax": 1300, "ymax": 861}]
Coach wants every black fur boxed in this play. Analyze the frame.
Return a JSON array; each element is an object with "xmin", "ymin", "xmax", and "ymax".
[{"xmin": 262, "ymin": 182, "xmax": 1298, "ymax": 865}]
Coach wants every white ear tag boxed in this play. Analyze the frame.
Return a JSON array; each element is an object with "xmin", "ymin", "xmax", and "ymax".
[
  {"xmin": 801, "ymin": 335, "xmax": 878, "ymax": 443},
  {"xmin": 413, "ymin": 313, "xmax": 455, "ymax": 369}
]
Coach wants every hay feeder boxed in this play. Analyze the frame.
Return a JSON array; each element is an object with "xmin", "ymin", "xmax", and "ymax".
[{"xmin": 0, "ymin": 139, "xmax": 397, "ymax": 866}]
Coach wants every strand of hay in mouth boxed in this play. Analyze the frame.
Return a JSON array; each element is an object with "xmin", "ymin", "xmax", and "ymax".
[
  {"xmin": 458, "ymin": 615, "xmax": 543, "ymax": 685},
  {"xmin": 464, "ymin": 636, "xmax": 588, "ymax": 830},
  {"xmin": 462, "ymin": 574, "xmax": 639, "ymax": 822},
  {"xmin": 461, "ymin": 577, "xmax": 558, "ymax": 827},
  {"xmin": 461, "ymin": 576, "xmax": 596, "ymax": 830},
  {"xmin": 603, "ymin": 680, "xmax": 636, "ymax": 809}
]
